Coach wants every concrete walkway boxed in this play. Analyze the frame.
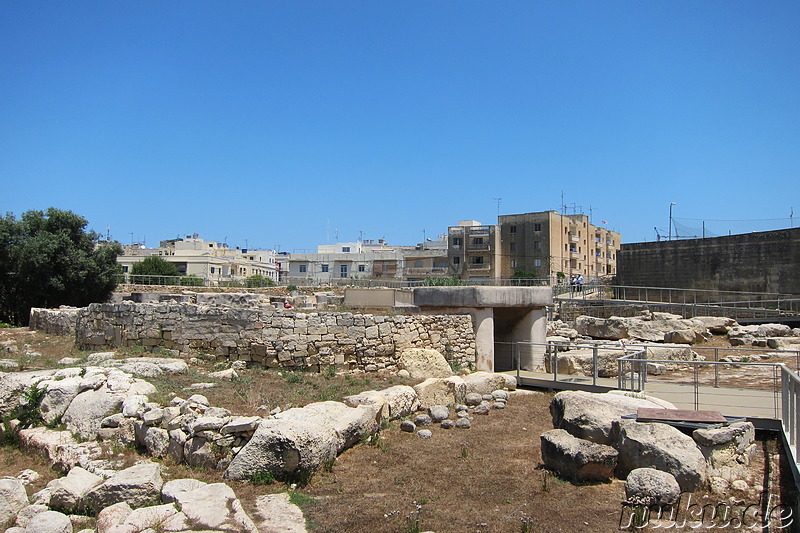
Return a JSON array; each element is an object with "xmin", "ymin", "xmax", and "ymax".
[{"xmin": 509, "ymin": 370, "xmax": 780, "ymax": 419}]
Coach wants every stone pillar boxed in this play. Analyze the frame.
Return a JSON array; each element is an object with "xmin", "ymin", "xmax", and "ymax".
[
  {"xmin": 511, "ymin": 308, "xmax": 547, "ymax": 371},
  {"xmin": 472, "ymin": 307, "xmax": 495, "ymax": 372}
]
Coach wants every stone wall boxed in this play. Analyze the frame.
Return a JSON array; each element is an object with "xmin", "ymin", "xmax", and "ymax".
[
  {"xmin": 73, "ymin": 302, "xmax": 476, "ymax": 371},
  {"xmin": 29, "ymin": 307, "xmax": 81, "ymax": 336},
  {"xmin": 618, "ymin": 228, "xmax": 800, "ymax": 297}
]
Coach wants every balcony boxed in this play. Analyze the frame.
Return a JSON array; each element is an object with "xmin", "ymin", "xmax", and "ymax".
[
  {"xmin": 467, "ymin": 263, "xmax": 491, "ymax": 271},
  {"xmin": 568, "ymin": 233, "xmax": 580, "ymax": 244},
  {"xmin": 467, "ymin": 243, "xmax": 491, "ymax": 251},
  {"xmin": 404, "ymin": 267, "xmax": 449, "ymax": 276}
]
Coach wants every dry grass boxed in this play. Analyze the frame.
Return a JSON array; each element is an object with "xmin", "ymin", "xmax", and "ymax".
[{"xmin": 1, "ymin": 329, "xmax": 797, "ymax": 532}]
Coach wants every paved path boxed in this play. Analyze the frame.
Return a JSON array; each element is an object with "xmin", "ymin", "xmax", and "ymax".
[{"xmin": 508, "ymin": 370, "xmax": 780, "ymax": 419}]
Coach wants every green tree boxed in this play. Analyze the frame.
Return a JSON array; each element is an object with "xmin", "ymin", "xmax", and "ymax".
[
  {"xmin": 0, "ymin": 208, "xmax": 122, "ymax": 326},
  {"xmin": 130, "ymin": 256, "xmax": 182, "ymax": 285}
]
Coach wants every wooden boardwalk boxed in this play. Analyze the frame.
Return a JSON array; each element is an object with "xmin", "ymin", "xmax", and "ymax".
[{"xmin": 507, "ymin": 370, "xmax": 781, "ymax": 419}]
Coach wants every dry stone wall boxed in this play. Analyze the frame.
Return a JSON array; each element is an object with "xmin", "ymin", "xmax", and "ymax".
[{"xmin": 74, "ymin": 302, "xmax": 476, "ymax": 371}]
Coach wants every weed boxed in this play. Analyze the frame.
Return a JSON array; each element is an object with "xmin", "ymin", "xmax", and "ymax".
[
  {"xmin": 460, "ymin": 441, "xmax": 469, "ymax": 459},
  {"xmin": 249, "ymin": 470, "xmax": 276, "ymax": 485},
  {"xmin": 0, "ymin": 321, "xmax": 14, "ymax": 328},
  {"xmin": 288, "ymin": 490, "xmax": 316, "ymax": 509},
  {"xmin": 541, "ymin": 470, "xmax": 550, "ymax": 492},
  {"xmin": 520, "ymin": 515, "xmax": 534, "ymax": 532},
  {"xmin": 405, "ymin": 501, "xmax": 424, "ymax": 533},
  {"xmin": 282, "ymin": 370, "xmax": 304, "ymax": 384},
  {"xmin": 323, "ymin": 365, "xmax": 337, "ymax": 379},
  {"xmin": 448, "ymin": 359, "xmax": 463, "ymax": 373},
  {"xmin": 13, "ymin": 385, "xmax": 46, "ymax": 428}
]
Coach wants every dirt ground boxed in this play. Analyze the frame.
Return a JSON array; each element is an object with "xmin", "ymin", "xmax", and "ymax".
[{"xmin": 0, "ymin": 327, "xmax": 797, "ymax": 532}]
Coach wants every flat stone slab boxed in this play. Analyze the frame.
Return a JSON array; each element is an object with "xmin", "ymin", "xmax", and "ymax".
[{"xmin": 413, "ymin": 286, "xmax": 552, "ymax": 308}]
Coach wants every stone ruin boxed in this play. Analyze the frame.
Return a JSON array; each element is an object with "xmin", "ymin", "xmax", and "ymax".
[
  {"xmin": 541, "ymin": 391, "xmax": 764, "ymax": 506},
  {"xmin": 30, "ymin": 299, "xmax": 477, "ymax": 373}
]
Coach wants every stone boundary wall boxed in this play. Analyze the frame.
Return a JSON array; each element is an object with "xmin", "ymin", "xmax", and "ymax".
[{"xmin": 73, "ymin": 302, "xmax": 476, "ymax": 371}]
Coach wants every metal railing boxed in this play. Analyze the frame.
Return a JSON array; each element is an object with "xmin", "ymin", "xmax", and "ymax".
[
  {"xmin": 781, "ymin": 365, "xmax": 800, "ymax": 467},
  {"xmin": 556, "ymin": 283, "xmax": 800, "ymax": 313},
  {"xmin": 616, "ymin": 352, "xmax": 784, "ymax": 418}
]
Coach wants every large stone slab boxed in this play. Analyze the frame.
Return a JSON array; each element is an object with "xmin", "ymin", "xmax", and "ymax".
[
  {"xmin": 62, "ymin": 388, "xmax": 124, "ymax": 440},
  {"xmin": 397, "ymin": 348, "xmax": 453, "ymax": 379},
  {"xmin": 344, "ymin": 385, "xmax": 419, "ymax": 420},
  {"xmin": 550, "ymin": 391, "xmax": 670, "ymax": 445},
  {"xmin": 224, "ymin": 401, "xmax": 377, "ymax": 482},
  {"xmin": 540, "ymin": 429, "xmax": 618, "ymax": 482},
  {"xmin": 84, "ymin": 462, "xmax": 164, "ymax": 513},
  {"xmin": 174, "ymin": 482, "xmax": 258, "ymax": 532},
  {"xmin": 413, "ymin": 376, "xmax": 467, "ymax": 408},
  {"xmin": 612, "ymin": 419, "xmax": 706, "ymax": 491}
]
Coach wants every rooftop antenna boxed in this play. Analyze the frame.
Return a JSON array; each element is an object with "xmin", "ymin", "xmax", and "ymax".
[{"xmin": 492, "ymin": 197, "xmax": 502, "ymax": 222}]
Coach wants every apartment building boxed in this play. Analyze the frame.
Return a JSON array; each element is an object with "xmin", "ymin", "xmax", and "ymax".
[
  {"xmin": 285, "ymin": 237, "xmax": 449, "ymax": 284},
  {"xmin": 498, "ymin": 211, "xmax": 621, "ymax": 282},
  {"xmin": 118, "ymin": 235, "xmax": 280, "ymax": 284},
  {"xmin": 447, "ymin": 221, "xmax": 502, "ymax": 281}
]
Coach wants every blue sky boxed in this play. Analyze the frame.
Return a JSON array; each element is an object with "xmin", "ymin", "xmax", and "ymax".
[{"xmin": 2, "ymin": 2, "xmax": 798, "ymax": 251}]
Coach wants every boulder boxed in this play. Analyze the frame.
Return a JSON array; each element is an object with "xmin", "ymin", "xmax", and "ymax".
[
  {"xmin": 663, "ymin": 329, "xmax": 696, "ymax": 344},
  {"xmin": 694, "ymin": 317, "xmax": 737, "ymax": 334},
  {"xmin": 344, "ymin": 385, "xmax": 419, "ymax": 420},
  {"xmin": 39, "ymin": 377, "xmax": 86, "ymax": 425},
  {"xmin": 540, "ymin": 429, "xmax": 618, "ymax": 482},
  {"xmin": 550, "ymin": 390, "xmax": 671, "ymax": 445},
  {"xmin": 397, "ymin": 348, "xmax": 453, "ymax": 379},
  {"xmin": 62, "ymin": 389, "xmax": 124, "ymax": 439},
  {"xmin": 23, "ymin": 510, "xmax": 72, "ymax": 533},
  {"xmin": 693, "ymin": 422, "xmax": 756, "ymax": 479},
  {"xmin": 642, "ymin": 345, "xmax": 696, "ymax": 362},
  {"xmin": 144, "ymin": 427, "xmax": 170, "ymax": 457},
  {"xmin": 115, "ymin": 502, "xmax": 191, "ymax": 532},
  {"xmin": 48, "ymin": 467, "xmax": 103, "ymax": 514},
  {"xmin": 612, "ymin": 420, "xmax": 706, "ymax": 491},
  {"xmin": 413, "ymin": 376, "xmax": 466, "ymax": 408},
  {"xmin": 463, "ymin": 372, "xmax": 509, "ymax": 395},
  {"xmin": 625, "ymin": 468, "xmax": 681, "ymax": 506},
  {"xmin": 13, "ymin": 504, "xmax": 48, "ymax": 528},
  {"xmin": 0, "ymin": 478, "xmax": 29, "ymax": 529},
  {"xmin": 84, "ymin": 462, "xmax": 164, "ymax": 513},
  {"xmin": 757, "ymin": 324, "xmax": 791, "ymax": 338},
  {"xmin": 174, "ymin": 482, "xmax": 258, "ymax": 532},
  {"xmin": 95, "ymin": 501, "xmax": 132, "ymax": 532},
  {"xmin": 575, "ymin": 316, "xmax": 628, "ymax": 340},
  {"xmin": 161, "ymin": 479, "xmax": 207, "ymax": 504},
  {"xmin": 224, "ymin": 401, "xmax": 377, "ymax": 482},
  {"xmin": 255, "ymin": 493, "xmax": 308, "ymax": 533},
  {"xmin": 429, "ymin": 405, "xmax": 450, "ymax": 422}
]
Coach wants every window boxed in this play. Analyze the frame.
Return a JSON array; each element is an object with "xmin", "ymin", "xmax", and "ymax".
[
  {"xmin": 340, "ymin": 264, "xmax": 348, "ymax": 278},
  {"xmin": 321, "ymin": 264, "xmax": 329, "ymax": 273},
  {"xmin": 452, "ymin": 237, "xmax": 463, "ymax": 246},
  {"xmin": 122, "ymin": 266, "xmax": 129, "ymax": 273},
  {"xmin": 509, "ymin": 242, "xmax": 516, "ymax": 252},
  {"xmin": 210, "ymin": 267, "xmax": 216, "ymax": 274},
  {"xmin": 534, "ymin": 241, "xmax": 541, "ymax": 250},
  {"xmin": 534, "ymin": 259, "xmax": 542, "ymax": 267},
  {"xmin": 414, "ymin": 260, "xmax": 423, "ymax": 268},
  {"xmin": 342, "ymin": 247, "xmax": 350, "ymax": 252},
  {"xmin": 473, "ymin": 237, "xmax": 483, "ymax": 245},
  {"xmin": 453, "ymin": 256, "xmax": 460, "ymax": 265},
  {"xmin": 509, "ymin": 225, "xmax": 517, "ymax": 235},
  {"xmin": 511, "ymin": 260, "xmax": 517, "ymax": 268},
  {"xmin": 534, "ymin": 223, "xmax": 542, "ymax": 232},
  {"xmin": 358, "ymin": 264, "xmax": 366, "ymax": 272},
  {"xmin": 471, "ymin": 256, "xmax": 484, "ymax": 264},
  {"xmin": 299, "ymin": 264, "xmax": 307, "ymax": 273}
]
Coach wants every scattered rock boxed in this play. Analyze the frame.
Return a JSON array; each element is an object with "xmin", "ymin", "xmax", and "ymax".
[{"xmin": 625, "ymin": 468, "xmax": 681, "ymax": 506}]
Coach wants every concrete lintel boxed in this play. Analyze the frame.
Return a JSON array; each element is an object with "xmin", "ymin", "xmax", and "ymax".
[{"xmin": 413, "ymin": 286, "xmax": 552, "ymax": 309}]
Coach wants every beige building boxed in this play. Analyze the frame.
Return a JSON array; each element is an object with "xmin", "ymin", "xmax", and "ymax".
[
  {"xmin": 118, "ymin": 235, "xmax": 279, "ymax": 284},
  {"xmin": 498, "ymin": 211, "xmax": 621, "ymax": 282}
]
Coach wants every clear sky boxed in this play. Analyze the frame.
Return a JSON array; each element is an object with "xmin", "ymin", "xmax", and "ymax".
[{"xmin": 2, "ymin": 2, "xmax": 798, "ymax": 252}]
